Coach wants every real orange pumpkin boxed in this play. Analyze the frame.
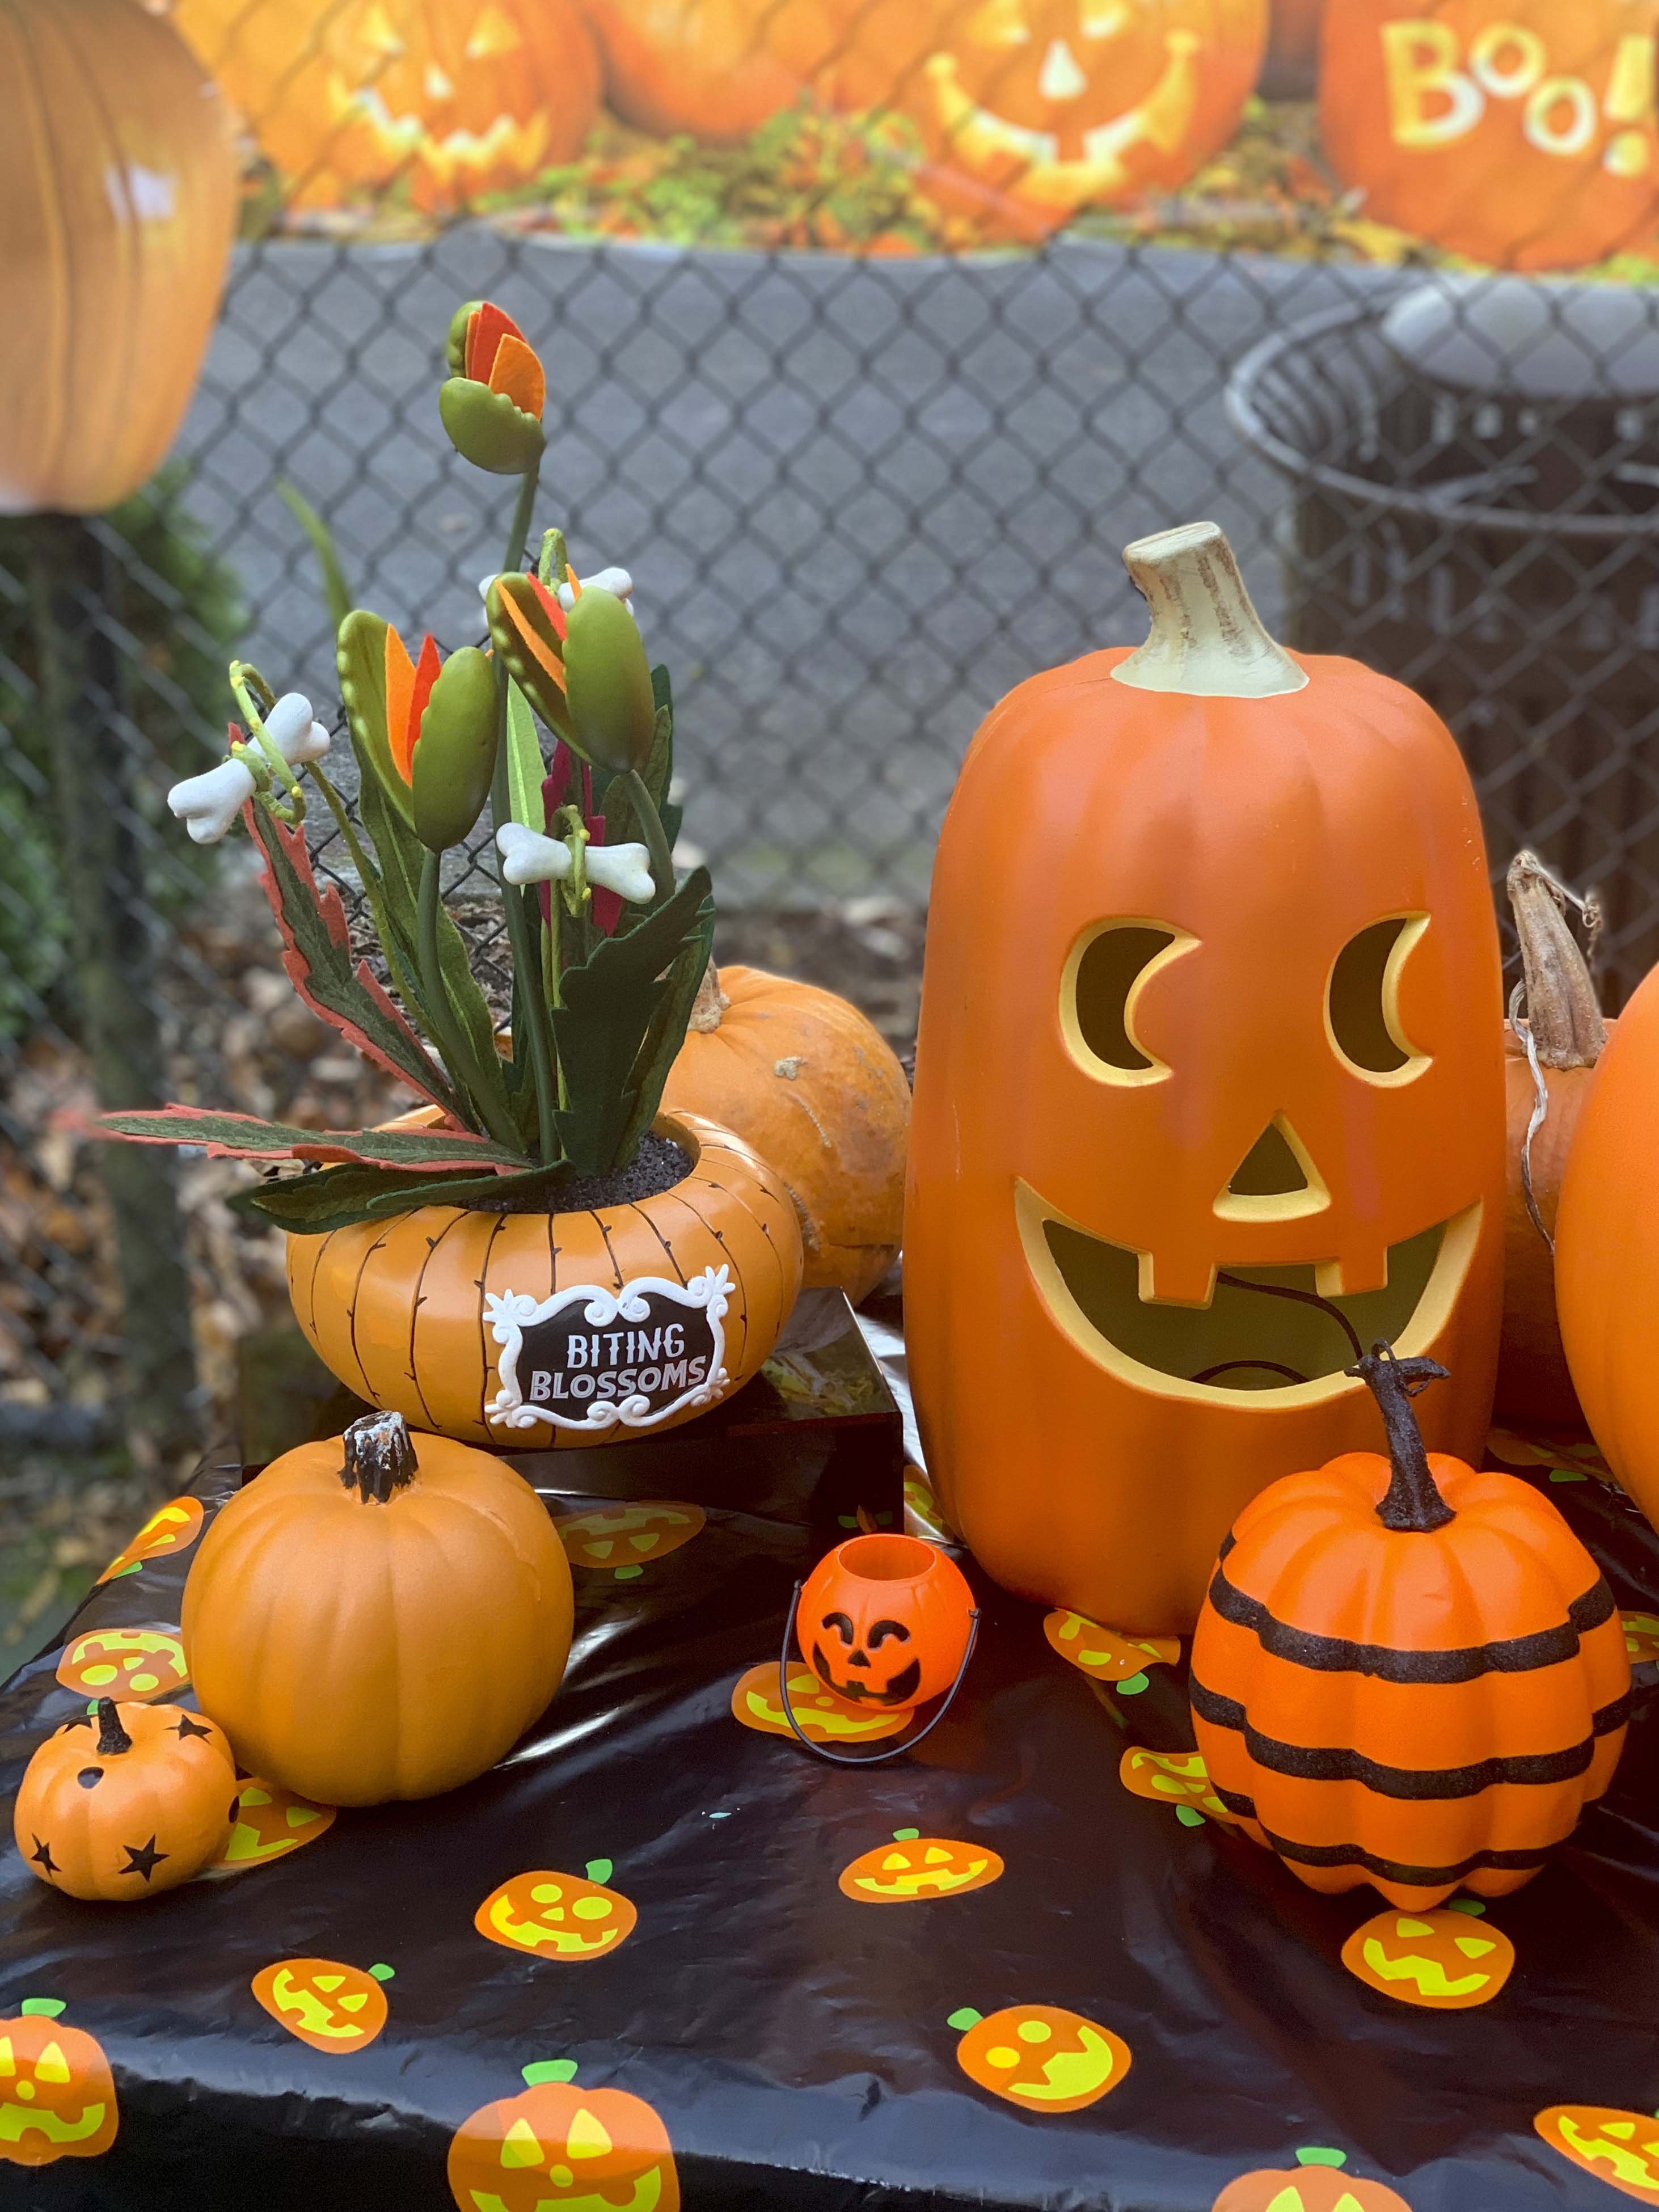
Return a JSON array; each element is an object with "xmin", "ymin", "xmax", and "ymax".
[
  {"xmin": 171, "ymin": 0, "xmax": 600, "ymax": 212},
  {"xmin": 1, "ymin": 0, "xmax": 237, "ymax": 516},
  {"xmin": 906, "ymin": 521, "xmax": 1505, "ymax": 1634},
  {"xmin": 181, "ymin": 1411, "xmax": 573, "ymax": 1805},
  {"xmin": 662, "ymin": 964, "xmax": 910, "ymax": 1306},
  {"xmin": 1497, "ymin": 851, "xmax": 1609, "ymax": 1428},
  {"xmin": 581, "ymin": 0, "xmax": 852, "ymax": 144},
  {"xmin": 1557, "ymin": 958, "xmax": 1659, "ymax": 1533},
  {"xmin": 1320, "ymin": 1, "xmax": 1659, "ymax": 271},
  {"xmin": 289, "ymin": 1112, "xmax": 801, "ymax": 1449},
  {"xmin": 1190, "ymin": 1345, "xmax": 1630, "ymax": 1909},
  {"xmin": 0, "ymin": 1999, "xmax": 118, "ymax": 2169}
]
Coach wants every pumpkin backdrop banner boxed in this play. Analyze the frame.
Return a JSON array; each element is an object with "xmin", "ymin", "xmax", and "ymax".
[
  {"xmin": 151, "ymin": 0, "xmax": 1659, "ymax": 271},
  {"xmin": 7, "ymin": 1323, "xmax": 1659, "ymax": 2205}
]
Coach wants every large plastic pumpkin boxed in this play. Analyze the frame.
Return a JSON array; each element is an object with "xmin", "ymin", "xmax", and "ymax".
[
  {"xmin": 1320, "ymin": 1, "xmax": 1659, "ymax": 271},
  {"xmin": 171, "ymin": 0, "xmax": 600, "ymax": 212},
  {"xmin": 905, "ymin": 520, "xmax": 1505, "ymax": 1633},
  {"xmin": 1557, "ymin": 957, "xmax": 1659, "ymax": 1529},
  {"xmin": 1, "ymin": 0, "xmax": 237, "ymax": 515},
  {"xmin": 181, "ymin": 1411, "xmax": 573, "ymax": 1805},
  {"xmin": 582, "ymin": 0, "xmax": 853, "ymax": 142}
]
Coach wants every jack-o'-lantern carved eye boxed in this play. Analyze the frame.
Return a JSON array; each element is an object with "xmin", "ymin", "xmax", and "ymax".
[
  {"xmin": 1062, "ymin": 919, "xmax": 1196, "ymax": 1086},
  {"xmin": 822, "ymin": 1611, "xmax": 855, "ymax": 1645},
  {"xmin": 964, "ymin": 0, "xmax": 1031, "ymax": 46},
  {"xmin": 355, "ymin": 2, "xmax": 406, "ymax": 58},
  {"xmin": 1327, "ymin": 914, "xmax": 1430, "ymax": 1084},
  {"xmin": 465, "ymin": 3, "xmax": 524, "ymax": 60},
  {"xmin": 867, "ymin": 1619, "xmax": 909, "ymax": 1648}
]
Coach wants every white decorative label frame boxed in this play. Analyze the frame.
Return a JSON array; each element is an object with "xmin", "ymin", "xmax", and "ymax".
[{"xmin": 484, "ymin": 1265, "xmax": 733, "ymax": 1434}]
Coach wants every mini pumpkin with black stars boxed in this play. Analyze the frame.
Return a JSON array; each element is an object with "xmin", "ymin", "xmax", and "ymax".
[{"xmin": 13, "ymin": 1699, "xmax": 236, "ymax": 1901}]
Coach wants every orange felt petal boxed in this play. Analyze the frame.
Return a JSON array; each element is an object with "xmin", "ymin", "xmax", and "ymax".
[
  {"xmin": 465, "ymin": 300, "xmax": 522, "ymax": 386},
  {"xmin": 499, "ymin": 588, "xmax": 567, "ymax": 689},
  {"xmin": 383, "ymin": 626, "xmax": 416, "ymax": 784},
  {"xmin": 487, "ymin": 332, "xmax": 545, "ymax": 422}
]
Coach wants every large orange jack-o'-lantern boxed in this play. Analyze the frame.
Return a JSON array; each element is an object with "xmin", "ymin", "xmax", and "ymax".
[
  {"xmin": 905, "ymin": 521, "xmax": 1505, "ymax": 1634},
  {"xmin": 171, "ymin": 0, "xmax": 601, "ymax": 213},
  {"xmin": 1321, "ymin": 1, "xmax": 1659, "ymax": 271}
]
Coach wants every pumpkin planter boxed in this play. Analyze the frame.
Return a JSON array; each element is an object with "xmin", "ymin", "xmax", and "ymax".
[
  {"xmin": 906, "ymin": 520, "xmax": 1505, "ymax": 1634},
  {"xmin": 13, "ymin": 1698, "xmax": 237, "ymax": 1902},
  {"xmin": 290, "ymin": 1112, "xmax": 801, "ymax": 1448},
  {"xmin": 662, "ymin": 963, "xmax": 910, "ymax": 1306},
  {"xmin": 1557, "ymin": 957, "xmax": 1659, "ymax": 1534},
  {"xmin": 1191, "ymin": 1345, "xmax": 1630, "ymax": 1907},
  {"xmin": 1320, "ymin": 1, "xmax": 1659, "ymax": 271},
  {"xmin": 181, "ymin": 1411, "xmax": 573, "ymax": 1805},
  {"xmin": 1497, "ymin": 851, "xmax": 1609, "ymax": 1427},
  {"xmin": 0, "ymin": 1999, "xmax": 118, "ymax": 2169}
]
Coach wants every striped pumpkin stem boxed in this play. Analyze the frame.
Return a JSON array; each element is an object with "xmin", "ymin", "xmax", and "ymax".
[
  {"xmin": 1348, "ymin": 1344, "xmax": 1455, "ymax": 1534},
  {"xmin": 340, "ymin": 1410, "xmax": 419, "ymax": 1504}
]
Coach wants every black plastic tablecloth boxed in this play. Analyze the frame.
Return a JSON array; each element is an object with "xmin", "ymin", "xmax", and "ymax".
[{"xmin": 4, "ymin": 1346, "xmax": 1659, "ymax": 2210}]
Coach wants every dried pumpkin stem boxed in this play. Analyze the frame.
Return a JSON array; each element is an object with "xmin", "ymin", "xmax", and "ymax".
[
  {"xmin": 1348, "ymin": 1344, "xmax": 1455, "ymax": 1533},
  {"xmin": 341, "ymin": 1410, "xmax": 419, "ymax": 1504},
  {"xmin": 95, "ymin": 1698, "xmax": 133, "ymax": 1757},
  {"xmin": 689, "ymin": 957, "xmax": 728, "ymax": 1035},
  {"xmin": 1113, "ymin": 521, "xmax": 1307, "ymax": 700},
  {"xmin": 1508, "ymin": 850, "xmax": 1606, "ymax": 1070}
]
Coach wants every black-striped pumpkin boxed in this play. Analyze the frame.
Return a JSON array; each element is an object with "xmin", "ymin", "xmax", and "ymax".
[{"xmin": 1190, "ymin": 1346, "xmax": 1630, "ymax": 1910}]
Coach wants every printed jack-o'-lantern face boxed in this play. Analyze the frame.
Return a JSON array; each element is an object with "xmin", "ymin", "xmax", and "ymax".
[
  {"xmin": 949, "ymin": 2002, "xmax": 1132, "ymax": 2113},
  {"xmin": 56, "ymin": 1627, "xmax": 188, "ymax": 1702},
  {"xmin": 906, "ymin": 522, "xmax": 1505, "ymax": 1633},
  {"xmin": 208, "ymin": 1775, "xmax": 337, "ymax": 1874},
  {"xmin": 1211, "ymin": 2146, "xmax": 1416, "ymax": 2211},
  {"xmin": 730, "ymin": 1662, "xmax": 909, "ymax": 1744},
  {"xmin": 1045, "ymin": 1610, "xmax": 1178, "ymax": 1690},
  {"xmin": 96, "ymin": 1496, "xmax": 204, "ymax": 1583},
  {"xmin": 1341, "ymin": 1901, "xmax": 1514, "ymax": 2009},
  {"xmin": 1625, "ymin": 1613, "xmax": 1659, "ymax": 1668},
  {"xmin": 798, "ymin": 1534, "xmax": 976, "ymax": 1711},
  {"xmin": 252, "ymin": 1960, "xmax": 393, "ymax": 2053},
  {"xmin": 475, "ymin": 1861, "xmax": 638, "ymax": 1961},
  {"xmin": 0, "ymin": 2000, "xmax": 118, "ymax": 2169},
  {"xmin": 1535, "ymin": 2105, "xmax": 1659, "ymax": 2202},
  {"xmin": 839, "ymin": 1827, "xmax": 1005, "ymax": 1903},
  {"xmin": 446, "ymin": 2061, "xmax": 679, "ymax": 2212},
  {"xmin": 1119, "ymin": 1745, "xmax": 1237, "ymax": 1826},
  {"xmin": 558, "ymin": 1502, "xmax": 705, "ymax": 1580}
]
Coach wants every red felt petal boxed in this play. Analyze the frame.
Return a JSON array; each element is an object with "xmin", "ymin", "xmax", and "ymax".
[
  {"xmin": 465, "ymin": 301, "xmax": 522, "ymax": 386},
  {"xmin": 408, "ymin": 633, "xmax": 442, "ymax": 755}
]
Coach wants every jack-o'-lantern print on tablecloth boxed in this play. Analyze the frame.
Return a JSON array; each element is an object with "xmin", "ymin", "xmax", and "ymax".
[
  {"xmin": 838, "ymin": 1827, "xmax": 1005, "ymax": 1903},
  {"xmin": 948, "ymin": 2002, "xmax": 1132, "ymax": 2113},
  {"xmin": 475, "ymin": 1860, "xmax": 639, "ymax": 1962},
  {"xmin": 557, "ymin": 1502, "xmax": 705, "ymax": 1581},
  {"xmin": 729, "ymin": 1662, "xmax": 910, "ymax": 1745},
  {"xmin": 1623, "ymin": 1612, "xmax": 1659, "ymax": 1670},
  {"xmin": 1340, "ymin": 1899, "xmax": 1515, "ymax": 2009},
  {"xmin": 1120, "ymin": 1744, "xmax": 1238, "ymax": 1827},
  {"xmin": 56, "ymin": 1626, "xmax": 188, "ymax": 1703},
  {"xmin": 0, "ymin": 1998, "xmax": 118, "ymax": 2169},
  {"xmin": 251, "ymin": 1959, "xmax": 393, "ymax": 2053},
  {"xmin": 1044, "ymin": 1609, "xmax": 1179, "ymax": 1694},
  {"xmin": 1535, "ymin": 2105, "xmax": 1659, "ymax": 2203},
  {"xmin": 1210, "ymin": 2146, "xmax": 1416, "ymax": 2211},
  {"xmin": 96, "ymin": 1495, "xmax": 205, "ymax": 1583},
  {"xmin": 447, "ymin": 2059, "xmax": 679, "ymax": 2212},
  {"xmin": 202, "ymin": 1775, "xmax": 336, "ymax": 1875}
]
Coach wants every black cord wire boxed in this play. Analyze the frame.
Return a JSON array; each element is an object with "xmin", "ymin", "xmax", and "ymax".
[
  {"xmin": 1206, "ymin": 1269, "xmax": 1366, "ymax": 1369},
  {"xmin": 1190, "ymin": 1358, "xmax": 1310, "ymax": 1386}
]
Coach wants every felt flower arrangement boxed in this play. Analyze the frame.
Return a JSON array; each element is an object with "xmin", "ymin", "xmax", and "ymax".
[{"xmin": 103, "ymin": 301, "xmax": 715, "ymax": 1231}]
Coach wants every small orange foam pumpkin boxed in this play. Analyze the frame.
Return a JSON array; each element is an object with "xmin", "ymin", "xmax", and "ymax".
[
  {"xmin": 475, "ymin": 1861, "xmax": 639, "ymax": 1961},
  {"xmin": 1534, "ymin": 2105, "xmax": 1659, "ymax": 2202},
  {"xmin": 0, "ymin": 1999, "xmax": 118, "ymax": 2169},
  {"xmin": 664, "ymin": 964, "xmax": 910, "ymax": 1306},
  {"xmin": 1321, "ymin": 0, "xmax": 1659, "ymax": 271},
  {"xmin": 182, "ymin": 1412, "xmax": 573, "ymax": 1805},
  {"xmin": 252, "ymin": 1959, "xmax": 394, "ymax": 2053},
  {"xmin": 1211, "ymin": 2148, "xmax": 1415, "ymax": 2212},
  {"xmin": 837, "ymin": 1826, "xmax": 1004, "ymax": 1902},
  {"xmin": 949, "ymin": 2003, "xmax": 1131, "ymax": 2113},
  {"xmin": 729, "ymin": 1660, "xmax": 909, "ymax": 1744},
  {"xmin": 797, "ymin": 1532, "xmax": 975, "ymax": 1711},
  {"xmin": 1191, "ymin": 1346, "xmax": 1630, "ymax": 1908},
  {"xmin": 446, "ymin": 2061, "xmax": 679, "ymax": 2212},
  {"xmin": 1340, "ymin": 1901, "xmax": 1514, "ymax": 2009},
  {"xmin": 14, "ymin": 1699, "xmax": 236, "ymax": 1902}
]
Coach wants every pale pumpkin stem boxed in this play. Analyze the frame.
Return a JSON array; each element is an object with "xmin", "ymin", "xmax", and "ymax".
[
  {"xmin": 1348, "ymin": 1344, "xmax": 1455, "ymax": 1533},
  {"xmin": 1508, "ymin": 851, "xmax": 1607, "ymax": 1070},
  {"xmin": 341, "ymin": 1410, "xmax": 419, "ymax": 1504},
  {"xmin": 95, "ymin": 1698, "xmax": 133, "ymax": 1757},
  {"xmin": 689, "ymin": 957, "xmax": 728, "ymax": 1034},
  {"xmin": 1113, "ymin": 522, "xmax": 1308, "ymax": 700}
]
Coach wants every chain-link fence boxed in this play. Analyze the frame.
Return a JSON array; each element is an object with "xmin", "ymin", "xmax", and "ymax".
[{"xmin": 6, "ymin": 223, "xmax": 1659, "ymax": 1515}]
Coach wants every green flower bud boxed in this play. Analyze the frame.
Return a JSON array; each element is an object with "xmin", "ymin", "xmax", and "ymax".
[
  {"xmin": 563, "ymin": 586, "xmax": 655, "ymax": 774},
  {"xmin": 438, "ymin": 378, "xmax": 545, "ymax": 476},
  {"xmin": 411, "ymin": 645, "xmax": 499, "ymax": 851}
]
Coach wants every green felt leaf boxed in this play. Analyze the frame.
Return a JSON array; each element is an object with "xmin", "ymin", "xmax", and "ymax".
[
  {"xmin": 1175, "ymin": 1805, "xmax": 1205, "ymax": 1827},
  {"xmin": 439, "ymin": 377, "xmax": 544, "ymax": 475},
  {"xmin": 504, "ymin": 678, "xmax": 546, "ymax": 831},
  {"xmin": 337, "ymin": 610, "xmax": 413, "ymax": 829},
  {"xmin": 522, "ymin": 2061, "xmax": 578, "ymax": 2088},
  {"xmin": 615, "ymin": 870, "xmax": 716, "ymax": 1159},
  {"xmin": 550, "ymin": 867, "xmax": 712, "ymax": 1176},
  {"xmin": 100, "ymin": 1105, "xmax": 522, "ymax": 1170},
  {"xmin": 893, "ymin": 1829, "xmax": 919, "ymax": 1842},
  {"xmin": 230, "ymin": 1155, "xmax": 564, "ymax": 1234},
  {"xmin": 585, "ymin": 1859, "xmax": 613, "ymax": 1884},
  {"xmin": 19, "ymin": 1999, "xmax": 66, "ymax": 2018},
  {"xmin": 946, "ymin": 2009, "xmax": 982, "ymax": 2032},
  {"xmin": 1296, "ymin": 2151, "xmax": 1348, "ymax": 2171},
  {"xmin": 369, "ymin": 1964, "xmax": 395, "ymax": 1981},
  {"xmin": 278, "ymin": 482, "xmax": 354, "ymax": 636},
  {"xmin": 601, "ymin": 696, "xmax": 679, "ymax": 896}
]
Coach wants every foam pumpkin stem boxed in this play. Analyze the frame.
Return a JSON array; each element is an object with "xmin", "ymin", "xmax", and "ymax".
[
  {"xmin": 181, "ymin": 1411, "xmax": 574, "ymax": 1806},
  {"xmin": 906, "ymin": 519, "xmax": 1505, "ymax": 1634},
  {"xmin": 1190, "ymin": 1344, "xmax": 1631, "ymax": 1909},
  {"xmin": 1497, "ymin": 851, "xmax": 1608, "ymax": 1426},
  {"xmin": 12, "ymin": 1697, "xmax": 237, "ymax": 1902},
  {"xmin": 662, "ymin": 962, "xmax": 912, "ymax": 1305}
]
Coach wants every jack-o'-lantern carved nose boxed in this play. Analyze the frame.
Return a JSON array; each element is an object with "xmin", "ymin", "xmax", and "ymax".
[
  {"xmin": 1215, "ymin": 1115, "xmax": 1329, "ymax": 1222},
  {"xmin": 1038, "ymin": 38, "xmax": 1088, "ymax": 99}
]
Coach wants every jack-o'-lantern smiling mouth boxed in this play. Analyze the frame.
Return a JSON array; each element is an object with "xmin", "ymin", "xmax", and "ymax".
[{"xmin": 1018, "ymin": 1185, "xmax": 1483, "ymax": 1404}]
